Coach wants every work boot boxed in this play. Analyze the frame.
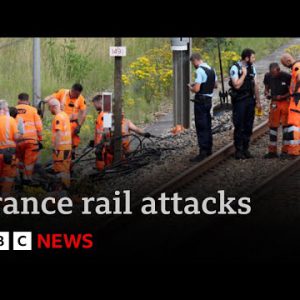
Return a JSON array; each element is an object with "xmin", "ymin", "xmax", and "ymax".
[
  {"xmin": 189, "ymin": 151, "xmax": 212, "ymax": 162},
  {"xmin": 22, "ymin": 179, "xmax": 40, "ymax": 187},
  {"xmin": 264, "ymin": 152, "xmax": 278, "ymax": 159},
  {"xmin": 71, "ymin": 151, "xmax": 76, "ymax": 160},
  {"xmin": 280, "ymin": 152, "xmax": 293, "ymax": 159},
  {"xmin": 22, "ymin": 179, "xmax": 32, "ymax": 186},
  {"xmin": 235, "ymin": 150, "xmax": 246, "ymax": 160},
  {"xmin": 243, "ymin": 149, "xmax": 253, "ymax": 159}
]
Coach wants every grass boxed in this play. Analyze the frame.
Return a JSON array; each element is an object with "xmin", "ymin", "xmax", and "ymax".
[
  {"xmin": 227, "ymin": 37, "xmax": 290, "ymax": 60},
  {"xmin": 0, "ymin": 37, "xmax": 291, "ymax": 116},
  {"xmin": 0, "ymin": 37, "xmax": 169, "ymax": 106},
  {"xmin": 0, "ymin": 37, "xmax": 293, "ymax": 160}
]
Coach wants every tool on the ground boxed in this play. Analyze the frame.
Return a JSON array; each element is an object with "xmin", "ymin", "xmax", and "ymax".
[
  {"xmin": 84, "ymin": 133, "xmax": 193, "ymax": 181},
  {"xmin": 212, "ymin": 124, "xmax": 223, "ymax": 134},
  {"xmin": 171, "ymin": 124, "xmax": 186, "ymax": 134}
]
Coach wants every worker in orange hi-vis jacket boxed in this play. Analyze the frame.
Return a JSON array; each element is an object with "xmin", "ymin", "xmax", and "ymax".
[
  {"xmin": 0, "ymin": 99, "xmax": 21, "ymax": 197},
  {"xmin": 45, "ymin": 83, "xmax": 87, "ymax": 161},
  {"xmin": 91, "ymin": 94, "xmax": 151, "ymax": 171},
  {"xmin": 48, "ymin": 98, "xmax": 72, "ymax": 190},
  {"xmin": 281, "ymin": 53, "xmax": 300, "ymax": 156},
  {"xmin": 263, "ymin": 63, "xmax": 291, "ymax": 158},
  {"xmin": 16, "ymin": 93, "xmax": 43, "ymax": 184}
]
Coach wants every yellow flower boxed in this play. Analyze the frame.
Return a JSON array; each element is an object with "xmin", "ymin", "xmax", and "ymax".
[
  {"xmin": 285, "ymin": 45, "xmax": 300, "ymax": 59},
  {"xmin": 122, "ymin": 74, "xmax": 130, "ymax": 85},
  {"xmin": 126, "ymin": 98, "xmax": 135, "ymax": 106}
]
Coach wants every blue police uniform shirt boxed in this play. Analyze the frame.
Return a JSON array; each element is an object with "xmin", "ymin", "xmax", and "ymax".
[
  {"xmin": 195, "ymin": 62, "xmax": 217, "ymax": 97},
  {"xmin": 229, "ymin": 61, "xmax": 257, "ymax": 80}
]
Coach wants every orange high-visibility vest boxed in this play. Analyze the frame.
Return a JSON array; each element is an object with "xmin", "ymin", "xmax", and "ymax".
[
  {"xmin": 122, "ymin": 118, "xmax": 130, "ymax": 152},
  {"xmin": 52, "ymin": 111, "xmax": 72, "ymax": 151},
  {"xmin": 290, "ymin": 62, "xmax": 300, "ymax": 94},
  {"xmin": 0, "ymin": 115, "xmax": 18, "ymax": 149},
  {"xmin": 95, "ymin": 114, "xmax": 131, "ymax": 153},
  {"xmin": 282, "ymin": 61, "xmax": 300, "ymax": 154},
  {"xmin": 16, "ymin": 104, "xmax": 42, "ymax": 142},
  {"xmin": 288, "ymin": 62, "xmax": 300, "ymax": 127},
  {"xmin": 95, "ymin": 111, "xmax": 105, "ymax": 145},
  {"xmin": 52, "ymin": 89, "xmax": 87, "ymax": 121}
]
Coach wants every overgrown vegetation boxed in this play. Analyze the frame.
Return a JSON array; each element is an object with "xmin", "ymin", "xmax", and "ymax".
[
  {"xmin": 284, "ymin": 45, "xmax": 300, "ymax": 59},
  {"xmin": 46, "ymin": 39, "xmax": 95, "ymax": 83},
  {"xmin": 192, "ymin": 38, "xmax": 290, "ymax": 76},
  {"xmin": 122, "ymin": 44, "xmax": 173, "ymax": 122},
  {"xmin": 0, "ymin": 37, "xmax": 291, "ymax": 160}
]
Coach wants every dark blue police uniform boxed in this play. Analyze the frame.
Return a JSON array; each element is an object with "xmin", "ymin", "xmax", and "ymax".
[
  {"xmin": 193, "ymin": 63, "xmax": 216, "ymax": 156},
  {"xmin": 229, "ymin": 61, "xmax": 256, "ymax": 156}
]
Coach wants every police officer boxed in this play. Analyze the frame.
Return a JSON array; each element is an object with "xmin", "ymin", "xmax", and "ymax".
[
  {"xmin": 229, "ymin": 48, "xmax": 262, "ymax": 159},
  {"xmin": 189, "ymin": 53, "xmax": 217, "ymax": 162}
]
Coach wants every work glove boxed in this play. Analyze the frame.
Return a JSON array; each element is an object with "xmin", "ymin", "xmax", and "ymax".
[
  {"xmin": 38, "ymin": 141, "xmax": 43, "ymax": 150},
  {"xmin": 88, "ymin": 140, "xmax": 95, "ymax": 148},
  {"xmin": 293, "ymin": 92, "xmax": 300, "ymax": 105},
  {"xmin": 143, "ymin": 132, "xmax": 151, "ymax": 138},
  {"xmin": 74, "ymin": 125, "xmax": 81, "ymax": 135}
]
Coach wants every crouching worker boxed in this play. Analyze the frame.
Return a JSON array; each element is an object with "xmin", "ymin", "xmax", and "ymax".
[
  {"xmin": 48, "ymin": 99, "xmax": 72, "ymax": 190},
  {"xmin": 120, "ymin": 112, "xmax": 150, "ymax": 154},
  {"xmin": 0, "ymin": 100, "xmax": 20, "ymax": 197},
  {"xmin": 263, "ymin": 63, "xmax": 291, "ymax": 158},
  {"xmin": 91, "ymin": 95, "xmax": 151, "ymax": 171}
]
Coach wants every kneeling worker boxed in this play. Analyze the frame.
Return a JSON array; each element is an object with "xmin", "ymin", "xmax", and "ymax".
[
  {"xmin": 263, "ymin": 63, "xmax": 291, "ymax": 158},
  {"xmin": 121, "ymin": 112, "xmax": 150, "ymax": 154},
  {"xmin": 91, "ymin": 94, "xmax": 151, "ymax": 171},
  {"xmin": 48, "ymin": 99, "xmax": 72, "ymax": 190},
  {"xmin": 0, "ymin": 100, "xmax": 20, "ymax": 197}
]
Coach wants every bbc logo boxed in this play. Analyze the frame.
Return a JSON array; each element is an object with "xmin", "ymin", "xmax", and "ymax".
[{"xmin": 0, "ymin": 232, "xmax": 32, "ymax": 250}]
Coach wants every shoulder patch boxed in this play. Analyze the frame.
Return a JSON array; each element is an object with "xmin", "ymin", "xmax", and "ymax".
[{"xmin": 230, "ymin": 69, "xmax": 236, "ymax": 76}]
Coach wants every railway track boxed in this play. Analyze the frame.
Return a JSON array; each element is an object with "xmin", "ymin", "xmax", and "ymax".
[
  {"xmin": 149, "ymin": 119, "xmax": 269, "ymax": 198},
  {"xmin": 101, "ymin": 119, "xmax": 270, "ymax": 230},
  {"xmin": 250, "ymin": 155, "xmax": 300, "ymax": 200},
  {"xmin": 99, "ymin": 119, "xmax": 300, "ymax": 262}
]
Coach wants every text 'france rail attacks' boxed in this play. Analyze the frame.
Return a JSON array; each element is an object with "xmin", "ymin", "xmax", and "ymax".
[{"xmin": 0, "ymin": 190, "xmax": 251, "ymax": 215}]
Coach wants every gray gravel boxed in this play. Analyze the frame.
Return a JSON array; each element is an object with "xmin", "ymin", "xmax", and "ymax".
[{"xmin": 179, "ymin": 132, "xmax": 292, "ymax": 199}]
